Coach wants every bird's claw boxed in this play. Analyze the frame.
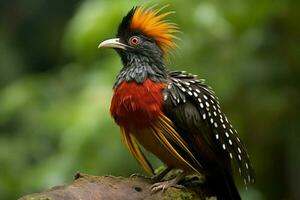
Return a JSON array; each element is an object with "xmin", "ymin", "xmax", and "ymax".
[
  {"xmin": 150, "ymin": 180, "xmax": 185, "ymax": 193},
  {"xmin": 130, "ymin": 173, "xmax": 167, "ymax": 182}
]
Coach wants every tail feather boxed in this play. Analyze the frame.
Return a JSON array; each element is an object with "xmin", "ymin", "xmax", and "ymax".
[{"xmin": 206, "ymin": 172, "xmax": 241, "ymax": 200}]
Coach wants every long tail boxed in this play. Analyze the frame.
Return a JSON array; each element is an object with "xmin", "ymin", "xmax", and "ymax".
[{"xmin": 206, "ymin": 171, "xmax": 241, "ymax": 200}]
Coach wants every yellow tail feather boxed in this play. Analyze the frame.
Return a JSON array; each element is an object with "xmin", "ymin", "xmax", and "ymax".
[
  {"xmin": 120, "ymin": 127, "xmax": 154, "ymax": 175},
  {"xmin": 119, "ymin": 113, "xmax": 201, "ymax": 175},
  {"xmin": 149, "ymin": 113, "xmax": 202, "ymax": 173}
]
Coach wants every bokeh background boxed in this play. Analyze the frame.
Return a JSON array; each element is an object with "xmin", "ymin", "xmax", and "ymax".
[{"xmin": 0, "ymin": 0, "xmax": 299, "ymax": 199}]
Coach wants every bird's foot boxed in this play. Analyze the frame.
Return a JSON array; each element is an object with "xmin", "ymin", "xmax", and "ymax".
[
  {"xmin": 130, "ymin": 173, "xmax": 167, "ymax": 183},
  {"xmin": 150, "ymin": 175, "xmax": 185, "ymax": 193},
  {"xmin": 131, "ymin": 167, "xmax": 172, "ymax": 182}
]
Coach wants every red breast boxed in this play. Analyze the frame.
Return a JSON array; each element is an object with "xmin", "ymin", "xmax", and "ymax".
[{"xmin": 110, "ymin": 79, "xmax": 165, "ymax": 130}]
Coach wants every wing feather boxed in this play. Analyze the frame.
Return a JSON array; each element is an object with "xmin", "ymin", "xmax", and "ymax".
[{"xmin": 163, "ymin": 70, "xmax": 255, "ymax": 185}]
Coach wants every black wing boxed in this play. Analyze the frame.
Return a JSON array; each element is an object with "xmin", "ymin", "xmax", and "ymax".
[{"xmin": 162, "ymin": 70, "xmax": 255, "ymax": 185}]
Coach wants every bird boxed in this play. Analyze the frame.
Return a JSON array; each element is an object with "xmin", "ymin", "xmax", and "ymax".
[{"xmin": 98, "ymin": 5, "xmax": 254, "ymax": 200}]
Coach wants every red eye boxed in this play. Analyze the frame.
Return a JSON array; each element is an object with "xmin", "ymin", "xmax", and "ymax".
[{"xmin": 129, "ymin": 36, "xmax": 140, "ymax": 46}]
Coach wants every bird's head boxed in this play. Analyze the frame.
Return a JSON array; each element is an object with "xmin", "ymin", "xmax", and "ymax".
[{"xmin": 98, "ymin": 5, "xmax": 178, "ymax": 67}]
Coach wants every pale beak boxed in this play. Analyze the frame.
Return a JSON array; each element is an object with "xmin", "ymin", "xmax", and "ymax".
[{"xmin": 98, "ymin": 38, "xmax": 128, "ymax": 50}]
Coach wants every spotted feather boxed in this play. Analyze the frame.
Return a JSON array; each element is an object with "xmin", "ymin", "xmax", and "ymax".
[{"xmin": 163, "ymin": 70, "xmax": 255, "ymax": 186}]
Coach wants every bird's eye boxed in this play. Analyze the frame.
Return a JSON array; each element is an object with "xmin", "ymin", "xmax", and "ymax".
[{"xmin": 129, "ymin": 36, "xmax": 141, "ymax": 46}]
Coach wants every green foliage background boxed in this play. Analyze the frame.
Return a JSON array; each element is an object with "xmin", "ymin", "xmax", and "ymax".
[{"xmin": 0, "ymin": 0, "xmax": 299, "ymax": 199}]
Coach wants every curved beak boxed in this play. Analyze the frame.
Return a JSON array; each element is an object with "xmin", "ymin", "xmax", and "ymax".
[{"xmin": 98, "ymin": 38, "xmax": 128, "ymax": 50}]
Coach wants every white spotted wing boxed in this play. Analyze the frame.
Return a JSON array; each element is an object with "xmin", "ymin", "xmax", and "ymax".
[{"xmin": 163, "ymin": 71, "xmax": 255, "ymax": 185}]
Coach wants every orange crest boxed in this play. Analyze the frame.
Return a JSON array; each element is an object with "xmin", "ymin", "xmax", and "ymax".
[{"xmin": 130, "ymin": 5, "xmax": 179, "ymax": 55}]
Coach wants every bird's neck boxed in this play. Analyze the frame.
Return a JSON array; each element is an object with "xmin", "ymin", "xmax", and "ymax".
[{"xmin": 114, "ymin": 53, "xmax": 167, "ymax": 88}]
